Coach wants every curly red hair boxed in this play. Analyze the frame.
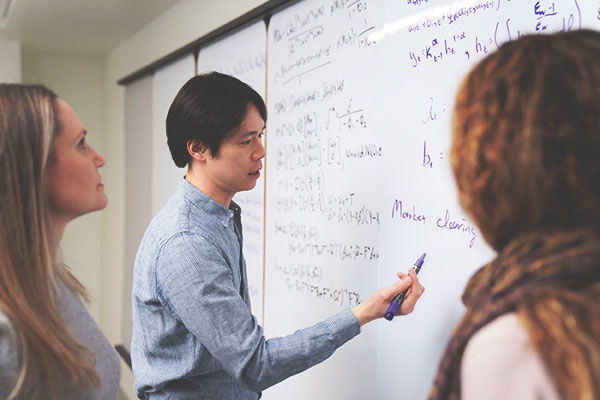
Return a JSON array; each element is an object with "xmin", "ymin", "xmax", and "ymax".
[{"xmin": 451, "ymin": 29, "xmax": 600, "ymax": 250}]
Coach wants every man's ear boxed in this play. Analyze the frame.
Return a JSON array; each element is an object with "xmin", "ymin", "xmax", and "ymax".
[{"xmin": 187, "ymin": 139, "xmax": 209, "ymax": 162}]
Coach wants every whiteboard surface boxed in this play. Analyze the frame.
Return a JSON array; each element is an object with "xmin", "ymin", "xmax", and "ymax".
[
  {"xmin": 196, "ymin": 20, "xmax": 267, "ymax": 325},
  {"xmin": 138, "ymin": 0, "xmax": 600, "ymax": 398},
  {"xmin": 264, "ymin": 1, "xmax": 387, "ymax": 398},
  {"xmin": 262, "ymin": 0, "xmax": 600, "ymax": 399}
]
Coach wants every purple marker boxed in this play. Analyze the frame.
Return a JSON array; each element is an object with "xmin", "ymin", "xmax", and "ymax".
[{"xmin": 383, "ymin": 253, "xmax": 426, "ymax": 321}]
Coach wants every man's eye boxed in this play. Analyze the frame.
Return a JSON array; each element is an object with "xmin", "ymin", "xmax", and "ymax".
[{"xmin": 241, "ymin": 139, "xmax": 251, "ymax": 145}]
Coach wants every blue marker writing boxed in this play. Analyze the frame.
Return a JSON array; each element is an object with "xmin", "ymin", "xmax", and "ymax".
[{"xmin": 383, "ymin": 253, "xmax": 426, "ymax": 321}]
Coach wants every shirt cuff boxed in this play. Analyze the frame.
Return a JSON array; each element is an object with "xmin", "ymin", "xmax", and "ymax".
[{"xmin": 324, "ymin": 308, "xmax": 361, "ymax": 346}]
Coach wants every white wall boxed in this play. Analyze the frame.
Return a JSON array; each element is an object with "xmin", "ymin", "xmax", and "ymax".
[
  {"xmin": 123, "ymin": 75, "xmax": 153, "ymax": 347},
  {"xmin": 22, "ymin": 48, "xmax": 106, "ymax": 321},
  {"xmin": 0, "ymin": 39, "xmax": 21, "ymax": 82},
  {"xmin": 103, "ymin": 0, "xmax": 267, "ymax": 345}
]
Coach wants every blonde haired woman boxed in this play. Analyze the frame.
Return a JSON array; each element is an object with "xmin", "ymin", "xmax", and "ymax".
[{"xmin": 0, "ymin": 84, "xmax": 120, "ymax": 399}]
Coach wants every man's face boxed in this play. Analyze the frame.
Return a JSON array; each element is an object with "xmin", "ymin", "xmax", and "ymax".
[{"xmin": 202, "ymin": 104, "xmax": 265, "ymax": 204}]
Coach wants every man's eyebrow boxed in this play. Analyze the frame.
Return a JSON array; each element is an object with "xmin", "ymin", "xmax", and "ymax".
[{"xmin": 241, "ymin": 125, "xmax": 266, "ymax": 137}]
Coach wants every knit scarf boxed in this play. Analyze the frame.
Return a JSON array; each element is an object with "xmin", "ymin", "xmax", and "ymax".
[{"xmin": 428, "ymin": 228, "xmax": 600, "ymax": 400}]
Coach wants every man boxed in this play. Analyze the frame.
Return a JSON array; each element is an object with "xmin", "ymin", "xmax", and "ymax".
[{"xmin": 131, "ymin": 72, "xmax": 424, "ymax": 399}]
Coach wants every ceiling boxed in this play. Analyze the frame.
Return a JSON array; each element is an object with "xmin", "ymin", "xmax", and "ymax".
[{"xmin": 0, "ymin": 0, "xmax": 180, "ymax": 56}]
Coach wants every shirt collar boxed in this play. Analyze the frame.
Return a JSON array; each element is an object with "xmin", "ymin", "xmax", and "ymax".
[{"xmin": 178, "ymin": 178, "xmax": 241, "ymax": 227}]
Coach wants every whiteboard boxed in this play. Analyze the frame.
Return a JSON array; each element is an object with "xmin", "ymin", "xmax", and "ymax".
[
  {"xmin": 197, "ymin": 20, "xmax": 267, "ymax": 325},
  {"xmin": 264, "ymin": 1, "xmax": 388, "ymax": 398},
  {"xmin": 133, "ymin": 0, "xmax": 600, "ymax": 398},
  {"xmin": 151, "ymin": 54, "xmax": 195, "ymax": 214},
  {"xmin": 263, "ymin": 0, "xmax": 600, "ymax": 399},
  {"xmin": 377, "ymin": 2, "xmax": 598, "ymax": 398}
]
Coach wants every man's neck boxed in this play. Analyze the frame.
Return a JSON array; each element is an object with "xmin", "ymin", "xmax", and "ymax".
[{"xmin": 185, "ymin": 167, "xmax": 233, "ymax": 208}]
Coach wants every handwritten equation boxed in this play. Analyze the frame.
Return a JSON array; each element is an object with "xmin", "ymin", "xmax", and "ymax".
[
  {"xmin": 407, "ymin": 0, "xmax": 582, "ymax": 69},
  {"xmin": 275, "ymin": 193, "xmax": 381, "ymax": 227}
]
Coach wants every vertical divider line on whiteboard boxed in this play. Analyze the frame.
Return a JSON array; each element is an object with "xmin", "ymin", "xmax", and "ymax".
[{"xmin": 262, "ymin": 16, "xmax": 270, "ymax": 330}]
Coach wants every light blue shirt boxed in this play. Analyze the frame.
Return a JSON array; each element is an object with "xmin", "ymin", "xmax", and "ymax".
[{"xmin": 131, "ymin": 179, "xmax": 360, "ymax": 399}]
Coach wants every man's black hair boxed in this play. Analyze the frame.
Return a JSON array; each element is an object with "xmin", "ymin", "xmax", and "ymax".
[{"xmin": 166, "ymin": 71, "xmax": 267, "ymax": 168}]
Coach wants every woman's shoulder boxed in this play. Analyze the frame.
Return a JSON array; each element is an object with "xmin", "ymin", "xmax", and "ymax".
[
  {"xmin": 461, "ymin": 313, "xmax": 559, "ymax": 400},
  {"xmin": 0, "ymin": 308, "xmax": 19, "ymax": 361},
  {"xmin": 0, "ymin": 309, "xmax": 20, "ymax": 397},
  {"xmin": 56, "ymin": 283, "xmax": 121, "ymax": 399}
]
